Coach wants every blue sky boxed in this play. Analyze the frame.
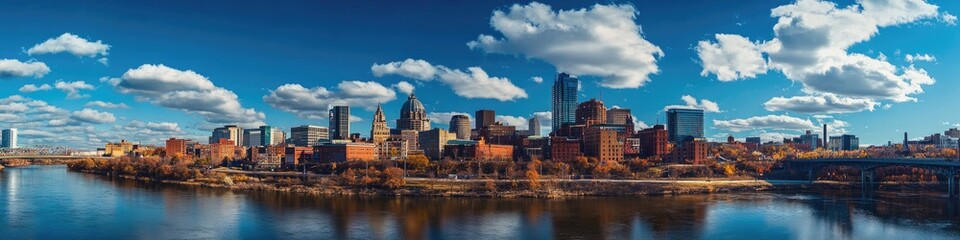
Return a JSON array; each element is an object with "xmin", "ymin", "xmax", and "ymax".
[{"xmin": 0, "ymin": 0, "xmax": 957, "ymax": 149}]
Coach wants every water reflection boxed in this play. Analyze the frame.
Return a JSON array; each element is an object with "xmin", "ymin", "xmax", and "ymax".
[{"xmin": 2, "ymin": 165, "xmax": 959, "ymax": 239}]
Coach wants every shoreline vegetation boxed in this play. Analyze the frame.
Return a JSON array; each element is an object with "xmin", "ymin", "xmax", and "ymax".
[{"xmin": 60, "ymin": 157, "xmax": 946, "ymax": 198}]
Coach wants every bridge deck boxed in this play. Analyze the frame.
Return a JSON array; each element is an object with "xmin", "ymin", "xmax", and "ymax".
[{"xmin": 785, "ymin": 158, "xmax": 960, "ymax": 167}]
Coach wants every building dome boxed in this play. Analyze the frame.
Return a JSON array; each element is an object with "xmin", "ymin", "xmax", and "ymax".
[{"xmin": 400, "ymin": 93, "xmax": 426, "ymax": 116}]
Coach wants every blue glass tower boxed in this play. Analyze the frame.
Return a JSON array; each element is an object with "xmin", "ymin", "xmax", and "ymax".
[
  {"xmin": 552, "ymin": 72, "xmax": 578, "ymax": 133},
  {"xmin": 666, "ymin": 108, "xmax": 704, "ymax": 143}
]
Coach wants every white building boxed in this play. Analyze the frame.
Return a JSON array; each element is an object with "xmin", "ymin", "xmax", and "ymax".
[{"xmin": 1, "ymin": 128, "xmax": 17, "ymax": 149}]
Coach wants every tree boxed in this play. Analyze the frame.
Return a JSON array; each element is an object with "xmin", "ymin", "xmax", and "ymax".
[
  {"xmin": 382, "ymin": 167, "xmax": 405, "ymax": 189},
  {"xmin": 526, "ymin": 169, "xmax": 540, "ymax": 190},
  {"xmin": 407, "ymin": 154, "xmax": 429, "ymax": 172}
]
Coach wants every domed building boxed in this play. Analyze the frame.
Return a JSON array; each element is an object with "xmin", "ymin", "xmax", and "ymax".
[{"xmin": 397, "ymin": 93, "xmax": 430, "ymax": 132}]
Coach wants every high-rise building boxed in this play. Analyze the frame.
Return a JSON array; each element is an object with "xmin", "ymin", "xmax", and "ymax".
[
  {"xmin": 552, "ymin": 72, "xmax": 578, "ymax": 132},
  {"xmin": 475, "ymin": 109, "xmax": 495, "ymax": 130},
  {"xmin": 329, "ymin": 106, "xmax": 350, "ymax": 140},
  {"xmin": 291, "ymin": 125, "xmax": 328, "ymax": 146},
  {"xmin": 606, "ymin": 108, "xmax": 631, "ymax": 125},
  {"xmin": 528, "ymin": 116, "xmax": 541, "ymax": 136},
  {"xmin": 583, "ymin": 127, "xmax": 623, "ymax": 162},
  {"xmin": 209, "ymin": 125, "xmax": 242, "ymax": 146},
  {"xmin": 397, "ymin": 93, "xmax": 430, "ymax": 132},
  {"xmin": 745, "ymin": 137, "xmax": 761, "ymax": 145},
  {"xmin": 419, "ymin": 128, "xmax": 457, "ymax": 160},
  {"xmin": 165, "ymin": 138, "xmax": 190, "ymax": 159},
  {"xmin": 666, "ymin": 108, "xmax": 704, "ymax": 143},
  {"xmin": 243, "ymin": 129, "xmax": 261, "ymax": 147},
  {"xmin": 576, "ymin": 99, "xmax": 606, "ymax": 127},
  {"xmin": 371, "ymin": 104, "xmax": 390, "ymax": 143},
  {"xmin": 259, "ymin": 126, "xmax": 285, "ymax": 146},
  {"xmin": 1, "ymin": 128, "xmax": 17, "ymax": 149},
  {"xmin": 831, "ymin": 134, "xmax": 859, "ymax": 151},
  {"xmin": 946, "ymin": 128, "xmax": 960, "ymax": 138},
  {"xmin": 449, "ymin": 114, "xmax": 471, "ymax": 140},
  {"xmin": 798, "ymin": 130, "xmax": 820, "ymax": 151}
]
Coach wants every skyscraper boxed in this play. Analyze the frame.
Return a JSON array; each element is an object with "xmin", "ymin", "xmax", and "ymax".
[
  {"xmin": 396, "ymin": 93, "xmax": 430, "ymax": 132},
  {"xmin": 1, "ymin": 128, "xmax": 17, "ymax": 149},
  {"xmin": 475, "ymin": 109, "xmax": 495, "ymax": 130},
  {"xmin": 449, "ymin": 114, "xmax": 471, "ymax": 140},
  {"xmin": 329, "ymin": 106, "xmax": 350, "ymax": 140},
  {"xmin": 666, "ymin": 108, "xmax": 704, "ymax": 143},
  {"xmin": 209, "ymin": 125, "xmax": 242, "ymax": 146},
  {"xmin": 552, "ymin": 72, "xmax": 578, "ymax": 132},
  {"xmin": 243, "ymin": 129, "xmax": 261, "ymax": 147},
  {"xmin": 371, "ymin": 104, "xmax": 390, "ymax": 143},
  {"xmin": 291, "ymin": 125, "xmax": 329, "ymax": 146},
  {"xmin": 576, "ymin": 99, "xmax": 606, "ymax": 127},
  {"xmin": 528, "ymin": 116, "xmax": 541, "ymax": 136}
]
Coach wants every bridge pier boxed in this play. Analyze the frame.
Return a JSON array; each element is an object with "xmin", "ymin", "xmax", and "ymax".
[
  {"xmin": 949, "ymin": 175, "xmax": 955, "ymax": 198},
  {"xmin": 860, "ymin": 169, "xmax": 874, "ymax": 190},
  {"xmin": 807, "ymin": 168, "xmax": 814, "ymax": 182}
]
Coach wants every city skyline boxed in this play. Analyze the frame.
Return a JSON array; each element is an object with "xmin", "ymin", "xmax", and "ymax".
[{"xmin": 0, "ymin": 0, "xmax": 958, "ymax": 149}]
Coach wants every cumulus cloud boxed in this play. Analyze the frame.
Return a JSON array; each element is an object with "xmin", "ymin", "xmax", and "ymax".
[
  {"xmin": 263, "ymin": 81, "xmax": 396, "ymax": 119},
  {"xmin": 54, "ymin": 80, "xmax": 95, "ymax": 99},
  {"xmin": 663, "ymin": 95, "xmax": 721, "ymax": 113},
  {"xmin": 905, "ymin": 53, "xmax": 936, "ymax": 63},
  {"xmin": 764, "ymin": 94, "xmax": 877, "ymax": 114},
  {"xmin": 0, "ymin": 95, "xmax": 154, "ymax": 149},
  {"xmin": 372, "ymin": 59, "xmax": 527, "ymax": 101},
  {"xmin": 696, "ymin": 34, "xmax": 768, "ymax": 81},
  {"xmin": 85, "ymin": 101, "xmax": 129, "ymax": 109},
  {"xmin": 115, "ymin": 64, "xmax": 265, "ymax": 127},
  {"xmin": 468, "ymin": 2, "xmax": 663, "ymax": 88},
  {"xmin": 427, "ymin": 112, "xmax": 472, "ymax": 125},
  {"xmin": 27, "ymin": 33, "xmax": 110, "ymax": 59},
  {"xmin": 714, "ymin": 115, "xmax": 817, "ymax": 132},
  {"xmin": 697, "ymin": 0, "xmax": 948, "ymax": 108},
  {"xmin": 393, "ymin": 81, "xmax": 415, "ymax": 95},
  {"xmin": 19, "ymin": 83, "xmax": 52, "ymax": 92},
  {"xmin": 496, "ymin": 115, "xmax": 529, "ymax": 130},
  {"xmin": 0, "ymin": 59, "xmax": 50, "ymax": 78},
  {"xmin": 941, "ymin": 12, "xmax": 958, "ymax": 25},
  {"xmin": 70, "ymin": 108, "xmax": 116, "ymax": 124},
  {"xmin": 531, "ymin": 76, "xmax": 544, "ymax": 84}
]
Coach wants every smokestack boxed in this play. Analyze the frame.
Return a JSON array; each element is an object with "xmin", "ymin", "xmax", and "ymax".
[{"xmin": 822, "ymin": 124, "xmax": 828, "ymax": 150}]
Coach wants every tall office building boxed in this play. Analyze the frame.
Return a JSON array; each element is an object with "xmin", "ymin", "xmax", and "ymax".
[
  {"xmin": 666, "ymin": 108, "xmax": 704, "ymax": 143},
  {"xmin": 528, "ymin": 116, "xmax": 541, "ymax": 136},
  {"xmin": 396, "ymin": 93, "xmax": 430, "ymax": 132},
  {"xmin": 449, "ymin": 114, "xmax": 471, "ymax": 140},
  {"xmin": 259, "ymin": 126, "xmax": 285, "ymax": 146},
  {"xmin": 475, "ymin": 109, "xmax": 495, "ymax": 130},
  {"xmin": 209, "ymin": 125, "xmax": 242, "ymax": 146},
  {"xmin": 370, "ymin": 104, "xmax": 390, "ymax": 143},
  {"xmin": 329, "ymin": 106, "xmax": 350, "ymax": 140},
  {"xmin": 243, "ymin": 129, "xmax": 261, "ymax": 147},
  {"xmin": 1, "ymin": 128, "xmax": 17, "ymax": 149},
  {"xmin": 576, "ymin": 99, "xmax": 606, "ymax": 127},
  {"xmin": 552, "ymin": 72, "xmax": 578, "ymax": 132},
  {"xmin": 291, "ymin": 125, "xmax": 328, "ymax": 146},
  {"xmin": 606, "ymin": 108, "xmax": 631, "ymax": 125}
]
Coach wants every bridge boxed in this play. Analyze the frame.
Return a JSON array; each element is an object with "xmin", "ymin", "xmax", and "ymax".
[
  {"xmin": 784, "ymin": 158, "xmax": 960, "ymax": 196},
  {"xmin": 0, "ymin": 155, "xmax": 110, "ymax": 160}
]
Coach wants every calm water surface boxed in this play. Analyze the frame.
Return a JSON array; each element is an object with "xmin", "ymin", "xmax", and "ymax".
[{"xmin": 2, "ymin": 165, "xmax": 960, "ymax": 239}]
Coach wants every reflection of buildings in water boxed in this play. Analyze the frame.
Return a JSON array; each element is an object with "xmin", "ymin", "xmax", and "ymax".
[
  {"xmin": 547, "ymin": 196, "xmax": 709, "ymax": 239},
  {"xmin": 793, "ymin": 191, "xmax": 960, "ymax": 237}
]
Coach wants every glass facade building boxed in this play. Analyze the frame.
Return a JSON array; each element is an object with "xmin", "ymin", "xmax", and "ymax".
[
  {"xmin": 666, "ymin": 108, "xmax": 704, "ymax": 143},
  {"xmin": 552, "ymin": 72, "xmax": 578, "ymax": 132},
  {"xmin": 329, "ymin": 106, "xmax": 350, "ymax": 140}
]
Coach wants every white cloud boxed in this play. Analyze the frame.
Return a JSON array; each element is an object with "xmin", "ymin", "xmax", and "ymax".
[
  {"xmin": 759, "ymin": 132, "xmax": 799, "ymax": 142},
  {"xmin": 85, "ymin": 101, "xmax": 129, "ymax": 109},
  {"xmin": 116, "ymin": 64, "xmax": 265, "ymax": 127},
  {"xmin": 54, "ymin": 80, "xmax": 95, "ymax": 99},
  {"xmin": 697, "ymin": 0, "xmax": 947, "ymax": 106},
  {"xmin": 763, "ymin": 94, "xmax": 877, "ymax": 114},
  {"xmin": 263, "ymin": 81, "xmax": 396, "ymax": 119},
  {"xmin": 372, "ymin": 59, "xmax": 527, "ymax": 101},
  {"xmin": 27, "ymin": 33, "xmax": 110, "ymax": 59},
  {"xmin": 70, "ymin": 108, "xmax": 116, "ymax": 124},
  {"xmin": 531, "ymin": 76, "xmax": 544, "ymax": 84},
  {"xmin": 0, "ymin": 59, "xmax": 50, "ymax": 78},
  {"xmin": 0, "ymin": 102, "xmax": 29, "ymax": 112},
  {"xmin": 631, "ymin": 115, "xmax": 650, "ymax": 129},
  {"xmin": 904, "ymin": 53, "xmax": 936, "ymax": 63},
  {"xmin": 714, "ymin": 115, "xmax": 817, "ymax": 132},
  {"xmin": 393, "ymin": 81, "xmax": 415, "ymax": 95},
  {"xmin": 19, "ymin": 83, "xmax": 52, "ymax": 92},
  {"xmin": 468, "ymin": 2, "xmax": 663, "ymax": 89},
  {"xmin": 696, "ymin": 34, "xmax": 768, "ymax": 81},
  {"xmin": 427, "ymin": 112, "xmax": 472, "ymax": 125},
  {"xmin": 663, "ymin": 95, "xmax": 721, "ymax": 113},
  {"xmin": 941, "ymin": 12, "xmax": 957, "ymax": 25},
  {"xmin": 496, "ymin": 115, "xmax": 528, "ymax": 130}
]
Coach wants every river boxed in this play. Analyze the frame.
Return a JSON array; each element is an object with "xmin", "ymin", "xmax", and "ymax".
[{"xmin": 2, "ymin": 165, "xmax": 959, "ymax": 239}]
